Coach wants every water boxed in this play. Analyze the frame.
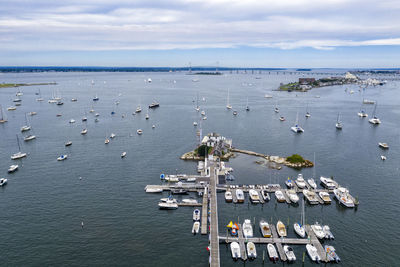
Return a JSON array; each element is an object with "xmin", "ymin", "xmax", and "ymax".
[{"xmin": 0, "ymin": 71, "xmax": 399, "ymax": 266}]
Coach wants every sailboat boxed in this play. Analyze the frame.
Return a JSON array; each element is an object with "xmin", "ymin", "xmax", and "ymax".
[
  {"xmin": 36, "ymin": 89, "xmax": 44, "ymax": 101},
  {"xmin": 11, "ymin": 134, "xmax": 27, "ymax": 160},
  {"xmin": 20, "ymin": 113, "xmax": 31, "ymax": 132},
  {"xmin": 369, "ymin": 102, "xmax": 381, "ymax": 124},
  {"xmin": 195, "ymin": 92, "xmax": 200, "ymax": 111},
  {"xmin": 336, "ymin": 113, "xmax": 343, "ymax": 129},
  {"xmin": 291, "ymin": 112, "xmax": 304, "ymax": 133},
  {"xmin": 357, "ymin": 103, "xmax": 368, "ymax": 117},
  {"xmin": 226, "ymin": 89, "xmax": 232, "ymax": 109},
  {"xmin": 274, "ymin": 101, "xmax": 279, "ymax": 113},
  {"xmin": 305, "ymin": 104, "xmax": 311, "ymax": 118},
  {"xmin": 0, "ymin": 105, "xmax": 7, "ymax": 123},
  {"xmin": 245, "ymin": 97, "xmax": 250, "ymax": 111},
  {"xmin": 294, "ymin": 198, "xmax": 306, "ymax": 237}
]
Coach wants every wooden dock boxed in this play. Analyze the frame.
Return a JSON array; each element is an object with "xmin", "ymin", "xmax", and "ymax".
[
  {"xmin": 178, "ymin": 203, "xmax": 203, "ymax": 207},
  {"xmin": 270, "ymin": 224, "xmax": 287, "ymax": 261},
  {"xmin": 281, "ymin": 190, "xmax": 292, "ymax": 204},
  {"xmin": 209, "ymin": 164, "xmax": 220, "ymax": 267},
  {"xmin": 201, "ymin": 187, "xmax": 208, "ymax": 235},
  {"xmin": 305, "ymin": 225, "xmax": 328, "ymax": 262},
  {"xmin": 237, "ymin": 224, "xmax": 247, "ymax": 261},
  {"xmin": 256, "ymin": 189, "xmax": 265, "ymax": 204}
]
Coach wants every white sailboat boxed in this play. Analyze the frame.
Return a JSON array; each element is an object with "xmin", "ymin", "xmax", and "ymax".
[
  {"xmin": 226, "ymin": 89, "xmax": 232, "ymax": 109},
  {"xmin": 336, "ymin": 113, "xmax": 343, "ymax": 129},
  {"xmin": 305, "ymin": 104, "xmax": 311, "ymax": 118},
  {"xmin": 369, "ymin": 102, "xmax": 381, "ymax": 124},
  {"xmin": 0, "ymin": 105, "xmax": 7, "ymax": 123},
  {"xmin": 36, "ymin": 89, "xmax": 44, "ymax": 101},
  {"xmin": 291, "ymin": 112, "xmax": 304, "ymax": 133},
  {"xmin": 357, "ymin": 103, "xmax": 368, "ymax": 117},
  {"xmin": 245, "ymin": 96, "xmax": 250, "ymax": 111},
  {"xmin": 294, "ymin": 198, "xmax": 306, "ymax": 237},
  {"xmin": 11, "ymin": 135, "xmax": 27, "ymax": 160},
  {"xmin": 20, "ymin": 113, "xmax": 31, "ymax": 132}
]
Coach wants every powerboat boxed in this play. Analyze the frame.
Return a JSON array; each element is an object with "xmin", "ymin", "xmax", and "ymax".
[
  {"xmin": 333, "ymin": 187, "xmax": 355, "ymax": 207},
  {"xmin": 307, "ymin": 178, "xmax": 317, "ymax": 189},
  {"xmin": 57, "ymin": 154, "xmax": 68, "ymax": 161},
  {"xmin": 193, "ymin": 209, "xmax": 201, "ymax": 221},
  {"xmin": 379, "ymin": 142, "xmax": 389, "ymax": 149},
  {"xmin": 320, "ymin": 176, "xmax": 337, "ymax": 189},
  {"xmin": 20, "ymin": 125, "xmax": 31, "ymax": 132},
  {"xmin": 121, "ymin": 152, "xmax": 127, "ymax": 158},
  {"xmin": 24, "ymin": 135, "xmax": 36, "ymax": 141},
  {"xmin": 193, "ymin": 121, "xmax": 198, "ymax": 126},
  {"xmin": 303, "ymin": 189, "xmax": 319, "ymax": 205},
  {"xmin": 242, "ymin": 219, "xmax": 253, "ymax": 238},
  {"xmin": 135, "ymin": 106, "xmax": 142, "ymax": 113},
  {"xmin": 192, "ymin": 221, "xmax": 200, "ymax": 234},
  {"xmin": 249, "ymin": 189, "xmax": 260, "ymax": 203},
  {"xmin": 145, "ymin": 188, "xmax": 163, "ymax": 193},
  {"xmin": 306, "ymin": 244, "xmax": 320, "ymax": 263},
  {"xmin": 149, "ymin": 101, "xmax": 160, "ymax": 109},
  {"xmin": 81, "ymin": 129, "xmax": 88, "ymax": 135},
  {"xmin": 319, "ymin": 191, "xmax": 331, "ymax": 204},
  {"xmin": 29, "ymin": 111, "xmax": 37, "ymax": 116},
  {"xmin": 65, "ymin": 141, "xmax": 72, "ymax": 146},
  {"xmin": 236, "ymin": 189, "xmax": 244, "ymax": 203},
  {"xmin": 323, "ymin": 225, "xmax": 334, "ymax": 239},
  {"xmin": 82, "ymin": 117, "xmax": 87, "ymax": 122},
  {"xmin": 276, "ymin": 220, "xmax": 287, "ymax": 237},
  {"xmin": 182, "ymin": 198, "xmax": 198, "ymax": 204},
  {"xmin": 145, "ymin": 113, "xmax": 149, "ymax": 120},
  {"xmin": 267, "ymin": 244, "xmax": 279, "ymax": 261},
  {"xmin": 285, "ymin": 178, "xmax": 294, "ymax": 188},
  {"xmin": 259, "ymin": 220, "xmax": 271, "ymax": 237},
  {"xmin": 69, "ymin": 119, "xmax": 75, "ymax": 123},
  {"xmin": 295, "ymin": 174, "xmax": 306, "ymax": 188},
  {"xmin": 294, "ymin": 222, "xmax": 305, "ymax": 238},
  {"xmin": 230, "ymin": 242, "xmax": 241, "ymax": 260},
  {"xmin": 286, "ymin": 189, "xmax": 299, "ymax": 203},
  {"xmin": 233, "ymin": 110, "xmax": 238, "ymax": 116},
  {"xmin": 158, "ymin": 198, "xmax": 178, "ymax": 209},
  {"xmin": 325, "ymin": 245, "xmax": 341, "ymax": 262},
  {"xmin": 283, "ymin": 245, "xmax": 296, "ymax": 262},
  {"xmin": 137, "ymin": 129, "xmax": 143, "ymax": 135},
  {"xmin": 225, "ymin": 190, "xmax": 233, "ymax": 202},
  {"xmin": 274, "ymin": 190, "xmax": 286, "ymax": 202},
  {"xmin": 311, "ymin": 222, "xmax": 325, "ymax": 239},
  {"xmin": 247, "ymin": 242, "xmax": 257, "ymax": 259},
  {"xmin": 171, "ymin": 189, "xmax": 188, "ymax": 195},
  {"xmin": 261, "ymin": 190, "xmax": 270, "ymax": 201},
  {"xmin": 8, "ymin": 165, "xmax": 19, "ymax": 173},
  {"xmin": 0, "ymin": 178, "xmax": 7, "ymax": 187}
]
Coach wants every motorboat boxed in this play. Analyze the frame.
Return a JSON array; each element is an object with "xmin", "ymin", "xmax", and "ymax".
[
  {"xmin": 236, "ymin": 189, "xmax": 244, "ymax": 203},
  {"xmin": 320, "ymin": 176, "xmax": 337, "ymax": 189},
  {"xmin": 137, "ymin": 129, "xmax": 143, "ymax": 135},
  {"xmin": 333, "ymin": 187, "xmax": 355, "ymax": 207},
  {"xmin": 11, "ymin": 151, "xmax": 27, "ymax": 160},
  {"xmin": 192, "ymin": 221, "xmax": 200, "ymax": 234},
  {"xmin": 295, "ymin": 174, "xmax": 306, "ymax": 188},
  {"xmin": 230, "ymin": 242, "xmax": 241, "ymax": 260},
  {"xmin": 93, "ymin": 96, "xmax": 99, "ymax": 101},
  {"xmin": 379, "ymin": 142, "xmax": 389, "ymax": 149},
  {"xmin": 267, "ymin": 244, "xmax": 279, "ymax": 261},
  {"xmin": 242, "ymin": 219, "xmax": 253, "ymax": 238},
  {"xmin": 8, "ymin": 165, "xmax": 19, "ymax": 173},
  {"xmin": 135, "ymin": 106, "xmax": 142, "ymax": 113},
  {"xmin": 276, "ymin": 220, "xmax": 287, "ymax": 237},
  {"xmin": 283, "ymin": 245, "xmax": 296, "ymax": 262},
  {"xmin": 233, "ymin": 110, "xmax": 238, "ymax": 116},
  {"xmin": 306, "ymin": 244, "xmax": 320, "ymax": 263},
  {"xmin": 24, "ymin": 135, "xmax": 36, "ymax": 141},
  {"xmin": 363, "ymin": 99, "xmax": 375, "ymax": 104},
  {"xmin": 7, "ymin": 106, "xmax": 17, "ymax": 111},
  {"xmin": 20, "ymin": 125, "xmax": 31, "ymax": 132},
  {"xmin": 64, "ymin": 141, "xmax": 73, "ymax": 147},
  {"xmin": 152, "ymin": 125, "xmax": 155, "ymax": 129},
  {"xmin": 48, "ymin": 99, "xmax": 57, "ymax": 103},
  {"xmin": 201, "ymin": 110, "xmax": 206, "ymax": 116},
  {"xmin": 105, "ymin": 138, "xmax": 110, "ymax": 144},
  {"xmin": 57, "ymin": 154, "xmax": 68, "ymax": 161},
  {"xmin": 193, "ymin": 121, "xmax": 198, "ymax": 126},
  {"xmin": 311, "ymin": 222, "xmax": 325, "ymax": 239},
  {"xmin": 16, "ymin": 90, "xmax": 23, "ymax": 96},
  {"xmin": 274, "ymin": 107, "xmax": 279, "ymax": 113},
  {"xmin": 249, "ymin": 189, "xmax": 260, "ymax": 203},
  {"xmin": 71, "ymin": 98, "xmax": 78, "ymax": 102},
  {"xmin": 225, "ymin": 190, "xmax": 233, "ymax": 202},
  {"xmin": 323, "ymin": 225, "xmax": 334, "ymax": 239},
  {"xmin": 247, "ymin": 242, "xmax": 257, "ymax": 259},
  {"xmin": 94, "ymin": 113, "xmax": 100, "ymax": 117},
  {"xmin": 56, "ymin": 114, "xmax": 62, "ymax": 117},
  {"xmin": 285, "ymin": 178, "xmax": 294, "ymax": 188},
  {"xmin": 110, "ymin": 133, "xmax": 116, "ymax": 138},
  {"xmin": 264, "ymin": 94, "xmax": 273, "ymax": 98},
  {"xmin": 259, "ymin": 220, "xmax": 271, "ymax": 237},
  {"xmin": 325, "ymin": 245, "xmax": 341, "ymax": 262},
  {"xmin": 274, "ymin": 190, "xmax": 286, "ymax": 202},
  {"xmin": 336, "ymin": 113, "xmax": 343, "ymax": 129},
  {"xmin": 149, "ymin": 101, "xmax": 160, "ymax": 109},
  {"xmin": 147, "ymin": 78, "xmax": 152, "ymax": 83},
  {"xmin": 261, "ymin": 190, "xmax": 270, "ymax": 201},
  {"xmin": 158, "ymin": 198, "xmax": 178, "ymax": 209},
  {"xmin": 69, "ymin": 119, "xmax": 75, "ymax": 123},
  {"xmin": 29, "ymin": 111, "xmax": 37, "ymax": 116},
  {"xmin": 145, "ymin": 188, "xmax": 163, "ymax": 193},
  {"xmin": 305, "ymin": 112, "xmax": 311, "ymax": 118},
  {"xmin": 381, "ymin": 155, "xmax": 386, "ymax": 160},
  {"xmin": 303, "ymin": 189, "xmax": 319, "ymax": 205},
  {"xmin": 145, "ymin": 113, "xmax": 149, "ymax": 120},
  {"xmin": 121, "ymin": 152, "xmax": 127, "ymax": 158},
  {"xmin": 307, "ymin": 178, "xmax": 317, "ymax": 189},
  {"xmin": 202, "ymin": 116, "xmax": 207, "ymax": 120},
  {"xmin": 319, "ymin": 191, "xmax": 331, "ymax": 204},
  {"xmin": 81, "ymin": 129, "xmax": 88, "ymax": 135},
  {"xmin": 192, "ymin": 209, "xmax": 201, "ymax": 221},
  {"xmin": 294, "ymin": 222, "xmax": 305, "ymax": 237},
  {"xmin": 13, "ymin": 98, "xmax": 22, "ymax": 103},
  {"xmin": 0, "ymin": 178, "xmax": 7, "ymax": 187},
  {"xmin": 279, "ymin": 116, "xmax": 285, "ymax": 121},
  {"xmin": 82, "ymin": 117, "xmax": 87, "ymax": 122},
  {"xmin": 171, "ymin": 189, "xmax": 188, "ymax": 195},
  {"xmin": 56, "ymin": 101, "xmax": 64, "ymax": 105},
  {"xmin": 182, "ymin": 198, "xmax": 198, "ymax": 204},
  {"xmin": 286, "ymin": 189, "xmax": 299, "ymax": 203}
]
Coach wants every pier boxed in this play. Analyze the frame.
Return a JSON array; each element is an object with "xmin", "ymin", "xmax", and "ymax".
[
  {"xmin": 209, "ymin": 164, "xmax": 220, "ymax": 267},
  {"xmin": 201, "ymin": 187, "xmax": 208, "ymax": 234}
]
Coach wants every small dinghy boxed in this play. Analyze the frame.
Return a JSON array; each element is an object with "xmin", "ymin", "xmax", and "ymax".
[
  {"xmin": 276, "ymin": 221, "xmax": 287, "ymax": 237},
  {"xmin": 284, "ymin": 245, "xmax": 296, "ymax": 262},
  {"xmin": 259, "ymin": 220, "xmax": 271, "ymax": 237},
  {"xmin": 247, "ymin": 242, "xmax": 257, "ymax": 259},
  {"xmin": 192, "ymin": 209, "xmax": 200, "ymax": 221},
  {"xmin": 57, "ymin": 154, "xmax": 68, "ymax": 161},
  {"xmin": 80, "ymin": 129, "xmax": 88, "ymax": 135},
  {"xmin": 325, "ymin": 245, "xmax": 341, "ymax": 262},
  {"xmin": 65, "ymin": 141, "xmax": 72, "ymax": 146}
]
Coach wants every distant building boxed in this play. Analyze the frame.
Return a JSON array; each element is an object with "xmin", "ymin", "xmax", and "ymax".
[
  {"xmin": 299, "ymin": 78, "xmax": 316, "ymax": 85},
  {"xmin": 344, "ymin": 72, "xmax": 358, "ymax": 80}
]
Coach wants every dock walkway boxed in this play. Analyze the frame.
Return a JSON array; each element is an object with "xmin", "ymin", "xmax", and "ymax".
[
  {"xmin": 209, "ymin": 164, "xmax": 220, "ymax": 267},
  {"xmin": 201, "ymin": 187, "xmax": 208, "ymax": 235}
]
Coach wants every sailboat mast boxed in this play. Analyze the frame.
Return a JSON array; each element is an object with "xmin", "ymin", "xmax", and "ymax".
[
  {"xmin": 0, "ymin": 105, "xmax": 3, "ymax": 120},
  {"xmin": 16, "ymin": 134, "xmax": 21, "ymax": 152}
]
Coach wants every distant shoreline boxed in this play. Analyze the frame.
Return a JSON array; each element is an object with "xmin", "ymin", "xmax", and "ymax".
[{"xmin": 0, "ymin": 82, "xmax": 57, "ymax": 88}]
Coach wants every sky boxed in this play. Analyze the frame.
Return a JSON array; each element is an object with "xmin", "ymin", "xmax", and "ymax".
[{"xmin": 1, "ymin": 0, "xmax": 400, "ymax": 68}]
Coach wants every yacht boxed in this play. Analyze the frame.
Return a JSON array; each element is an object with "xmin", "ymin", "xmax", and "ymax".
[
  {"xmin": 24, "ymin": 135, "xmax": 36, "ymax": 141},
  {"xmin": 93, "ymin": 95, "xmax": 99, "ymax": 101},
  {"xmin": 95, "ymin": 113, "xmax": 100, "ymax": 117},
  {"xmin": 306, "ymin": 244, "xmax": 321, "ymax": 263},
  {"xmin": 149, "ymin": 101, "xmax": 160, "ymax": 109},
  {"xmin": 20, "ymin": 125, "xmax": 31, "ymax": 132},
  {"xmin": 323, "ymin": 225, "xmax": 334, "ymax": 239},
  {"xmin": 286, "ymin": 189, "xmax": 299, "ymax": 203},
  {"xmin": 320, "ymin": 176, "xmax": 337, "ymax": 189},
  {"xmin": 16, "ymin": 90, "xmax": 23, "ymax": 96},
  {"xmin": 276, "ymin": 221, "xmax": 287, "ymax": 237},
  {"xmin": 11, "ymin": 135, "xmax": 27, "ymax": 160},
  {"xmin": 71, "ymin": 98, "xmax": 77, "ymax": 102},
  {"xmin": 65, "ymin": 141, "xmax": 72, "ymax": 146},
  {"xmin": 333, "ymin": 187, "xmax": 355, "ymax": 207},
  {"xmin": 105, "ymin": 138, "xmax": 110, "ymax": 144},
  {"xmin": 325, "ymin": 245, "xmax": 341, "ymax": 262},
  {"xmin": 358, "ymin": 110, "xmax": 368, "ymax": 117},
  {"xmin": 267, "ymin": 244, "xmax": 279, "ymax": 261},
  {"xmin": 294, "ymin": 222, "xmax": 305, "ymax": 238},
  {"xmin": 247, "ymin": 242, "xmax": 257, "ymax": 259},
  {"xmin": 307, "ymin": 178, "xmax": 317, "ymax": 189},
  {"xmin": 158, "ymin": 198, "xmax": 178, "ymax": 209},
  {"xmin": 0, "ymin": 105, "xmax": 7, "ymax": 123},
  {"xmin": 285, "ymin": 178, "xmax": 294, "ymax": 188},
  {"xmin": 0, "ymin": 178, "xmax": 7, "ymax": 187},
  {"xmin": 369, "ymin": 103, "xmax": 381, "ymax": 124},
  {"xmin": 291, "ymin": 124, "xmax": 304, "ymax": 133},
  {"xmin": 193, "ymin": 209, "xmax": 201, "ymax": 221},
  {"xmin": 283, "ymin": 245, "xmax": 296, "ymax": 262},
  {"xmin": 236, "ymin": 189, "xmax": 244, "ymax": 203},
  {"xmin": 249, "ymin": 189, "xmax": 260, "ymax": 203},
  {"xmin": 311, "ymin": 222, "xmax": 325, "ymax": 239},
  {"xmin": 230, "ymin": 242, "xmax": 241, "ymax": 260},
  {"xmin": 259, "ymin": 220, "xmax": 271, "ymax": 237},
  {"xmin": 303, "ymin": 189, "xmax": 319, "ymax": 205},
  {"xmin": 121, "ymin": 152, "xmax": 127, "ymax": 158},
  {"xmin": 274, "ymin": 190, "xmax": 286, "ymax": 202},
  {"xmin": 192, "ymin": 221, "xmax": 200, "ymax": 234},
  {"xmin": 8, "ymin": 165, "xmax": 19, "ymax": 173},
  {"xmin": 81, "ymin": 129, "xmax": 88, "ymax": 135},
  {"xmin": 379, "ymin": 142, "xmax": 389, "ymax": 149},
  {"xmin": 224, "ymin": 190, "xmax": 233, "ymax": 202},
  {"xmin": 242, "ymin": 219, "xmax": 253, "ymax": 238},
  {"xmin": 261, "ymin": 189, "xmax": 270, "ymax": 201},
  {"xmin": 295, "ymin": 174, "xmax": 306, "ymax": 188},
  {"xmin": 57, "ymin": 154, "xmax": 68, "ymax": 161},
  {"xmin": 319, "ymin": 191, "xmax": 331, "ymax": 204},
  {"xmin": 137, "ymin": 129, "xmax": 143, "ymax": 135}
]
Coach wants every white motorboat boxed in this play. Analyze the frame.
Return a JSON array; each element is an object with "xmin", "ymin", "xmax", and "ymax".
[
  {"xmin": 323, "ymin": 225, "xmax": 334, "ymax": 239},
  {"xmin": 158, "ymin": 198, "xmax": 178, "ymax": 209},
  {"xmin": 236, "ymin": 189, "xmax": 244, "ymax": 203},
  {"xmin": 275, "ymin": 190, "xmax": 286, "ymax": 202},
  {"xmin": 267, "ymin": 244, "xmax": 279, "ymax": 261},
  {"xmin": 137, "ymin": 129, "xmax": 143, "ymax": 135},
  {"xmin": 378, "ymin": 142, "xmax": 389, "ymax": 149},
  {"xmin": 95, "ymin": 113, "xmax": 100, "ymax": 117},
  {"xmin": 230, "ymin": 242, "xmax": 241, "ymax": 260},
  {"xmin": 152, "ymin": 125, "xmax": 155, "ymax": 129},
  {"xmin": 247, "ymin": 242, "xmax": 257, "ymax": 259},
  {"xmin": 121, "ymin": 152, "xmax": 127, "ymax": 158},
  {"xmin": 24, "ymin": 135, "xmax": 36, "ymax": 141},
  {"xmin": 333, "ymin": 187, "xmax": 355, "ymax": 208},
  {"xmin": 295, "ymin": 174, "xmax": 306, "ymax": 188},
  {"xmin": 202, "ymin": 116, "xmax": 207, "ymax": 120},
  {"xmin": 363, "ymin": 99, "xmax": 375, "ymax": 104},
  {"xmin": 145, "ymin": 188, "xmax": 163, "ymax": 193},
  {"xmin": 69, "ymin": 119, "xmax": 75, "ymax": 123},
  {"xmin": 306, "ymin": 244, "xmax": 321, "ymax": 263},
  {"xmin": 0, "ymin": 178, "xmax": 7, "ymax": 187},
  {"xmin": 147, "ymin": 78, "xmax": 152, "ymax": 83},
  {"xmin": 319, "ymin": 191, "xmax": 331, "ymax": 204},
  {"xmin": 320, "ymin": 176, "xmax": 337, "ymax": 189},
  {"xmin": 201, "ymin": 110, "xmax": 206, "ymax": 116},
  {"xmin": 82, "ymin": 117, "xmax": 87, "ymax": 122},
  {"xmin": 276, "ymin": 220, "xmax": 287, "ymax": 237},
  {"xmin": 81, "ymin": 129, "xmax": 88, "ymax": 135},
  {"xmin": 8, "ymin": 165, "xmax": 19, "ymax": 173},
  {"xmin": 225, "ymin": 190, "xmax": 233, "ymax": 202},
  {"xmin": 307, "ymin": 178, "xmax": 317, "ymax": 189},
  {"xmin": 242, "ymin": 219, "xmax": 253, "ymax": 238},
  {"xmin": 145, "ymin": 113, "xmax": 149, "ymax": 120},
  {"xmin": 233, "ymin": 110, "xmax": 238, "ymax": 116},
  {"xmin": 29, "ymin": 111, "xmax": 37, "ymax": 116},
  {"xmin": 105, "ymin": 138, "xmax": 110, "ymax": 144},
  {"xmin": 279, "ymin": 116, "xmax": 285, "ymax": 121},
  {"xmin": 192, "ymin": 221, "xmax": 200, "ymax": 234},
  {"xmin": 325, "ymin": 245, "xmax": 341, "ymax": 262},
  {"xmin": 193, "ymin": 121, "xmax": 198, "ymax": 126},
  {"xmin": 283, "ymin": 245, "xmax": 296, "ymax": 262},
  {"xmin": 264, "ymin": 94, "xmax": 273, "ymax": 98},
  {"xmin": 192, "ymin": 209, "xmax": 200, "ymax": 221},
  {"xmin": 259, "ymin": 220, "xmax": 271, "ymax": 237},
  {"xmin": 65, "ymin": 141, "xmax": 72, "ymax": 146},
  {"xmin": 294, "ymin": 222, "xmax": 305, "ymax": 238},
  {"xmin": 249, "ymin": 189, "xmax": 260, "ymax": 203},
  {"xmin": 21, "ymin": 125, "xmax": 31, "ymax": 132},
  {"xmin": 57, "ymin": 154, "xmax": 68, "ymax": 161},
  {"xmin": 285, "ymin": 178, "xmax": 294, "ymax": 188},
  {"xmin": 182, "ymin": 198, "xmax": 198, "ymax": 204},
  {"xmin": 135, "ymin": 106, "xmax": 142, "ymax": 113},
  {"xmin": 286, "ymin": 189, "xmax": 299, "ymax": 203},
  {"xmin": 261, "ymin": 190, "xmax": 270, "ymax": 201},
  {"xmin": 71, "ymin": 98, "xmax": 78, "ymax": 102},
  {"xmin": 303, "ymin": 189, "xmax": 319, "ymax": 205},
  {"xmin": 311, "ymin": 222, "xmax": 325, "ymax": 239}
]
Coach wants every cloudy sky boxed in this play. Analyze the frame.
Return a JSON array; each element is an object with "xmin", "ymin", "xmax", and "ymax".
[{"xmin": 1, "ymin": 0, "xmax": 399, "ymax": 67}]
